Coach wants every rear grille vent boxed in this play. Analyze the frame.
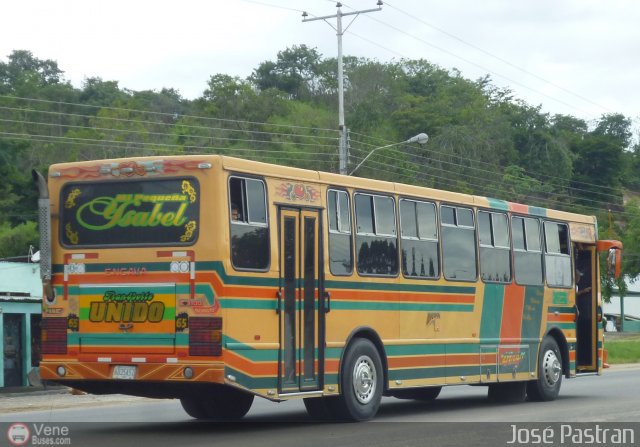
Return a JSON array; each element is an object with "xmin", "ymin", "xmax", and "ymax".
[
  {"xmin": 42, "ymin": 317, "xmax": 68, "ymax": 355},
  {"xmin": 189, "ymin": 317, "xmax": 222, "ymax": 356}
]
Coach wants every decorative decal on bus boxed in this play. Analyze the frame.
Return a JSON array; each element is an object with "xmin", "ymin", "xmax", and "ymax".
[
  {"xmin": 88, "ymin": 290, "xmax": 165, "ymax": 323},
  {"xmin": 61, "ymin": 178, "xmax": 199, "ymax": 246},
  {"xmin": 277, "ymin": 182, "xmax": 319, "ymax": 202}
]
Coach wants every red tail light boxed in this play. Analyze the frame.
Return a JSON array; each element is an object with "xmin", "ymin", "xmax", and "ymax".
[
  {"xmin": 189, "ymin": 317, "xmax": 222, "ymax": 356},
  {"xmin": 42, "ymin": 317, "xmax": 68, "ymax": 355}
]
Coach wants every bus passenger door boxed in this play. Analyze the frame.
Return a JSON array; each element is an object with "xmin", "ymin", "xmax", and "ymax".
[
  {"xmin": 278, "ymin": 207, "xmax": 324, "ymax": 393},
  {"xmin": 575, "ymin": 246, "xmax": 599, "ymax": 372}
]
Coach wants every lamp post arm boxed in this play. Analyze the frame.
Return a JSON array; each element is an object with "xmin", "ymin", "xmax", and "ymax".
[
  {"xmin": 348, "ymin": 133, "xmax": 428, "ymax": 176},
  {"xmin": 349, "ymin": 141, "xmax": 399, "ymax": 176}
]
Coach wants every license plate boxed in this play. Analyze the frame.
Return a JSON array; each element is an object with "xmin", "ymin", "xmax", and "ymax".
[{"xmin": 112, "ymin": 365, "xmax": 137, "ymax": 380}]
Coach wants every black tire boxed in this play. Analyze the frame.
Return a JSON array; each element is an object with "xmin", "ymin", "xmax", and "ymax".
[
  {"xmin": 180, "ymin": 397, "xmax": 209, "ymax": 419},
  {"xmin": 527, "ymin": 336, "xmax": 563, "ymax": 401},
  {"xmin": 332, "ymin": 338, "xmax": 384, "ymax": 421},
  {"xmin": 488, "ymin": 382, "xmax": 527, "ymax": 403},
  {"xmin": 180, "ymin": 386, "xmax": 254, "ymax": 420},
  {"xmin": 303, "ymin": 396, "xmax": 338, "ymax": 421},
  {"xmin": 391, "ymin": 386, "xmax": 442, "ymax": 401}
]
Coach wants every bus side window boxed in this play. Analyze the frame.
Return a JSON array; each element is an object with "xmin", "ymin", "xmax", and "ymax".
[
  {"xmin": 441, "ymin": 205, "xmax": 477, "ymax": 281},
  {"xmin": 229, "ymin": 176, "xmax": 269, "ymax": 271},
  {"xmin": 327, "ymin": 189, "xmax": 353, "ymax": 275},
  {"xmin": 478, "ymin": 211, "xmax": 511, "ymax": 283},
  {"xmin": 399, "ymin": 198, "xmax": 439, "ymax": 279},
  {"xmin": 544, "ymin": 221, "xmax": 571, "ymax": 288},
  {"xmin": 354, "ymin": 193, "xmax": 398, "ymax": 276},
  {"xmin": 512, "ymin": 216, "xmax": 543, "ymax": 285}
]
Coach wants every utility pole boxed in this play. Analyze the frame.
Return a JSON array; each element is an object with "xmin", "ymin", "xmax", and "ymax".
[{"xmin": 302, "ymin": 1, "xmax": 382, "ymax": 175}]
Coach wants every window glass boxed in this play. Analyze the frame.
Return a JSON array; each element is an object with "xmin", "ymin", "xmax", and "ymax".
[
  {"xmin": 512, "ymin": 216, "xmax": 543, "ymax": 286},
  {"xmin": 514, "ymin": 252, "xmax": 543, "ymax": 285},
  {"xmin": 328, "ymin": 189, "xmax": 353, "ymax": 275},
  {"xmin": 545, "ymin": 222, "xmax": 561, "ymax": 254},
  {"xmin": 338, "ymin": 191, "xmax": 351, "ymax": 234},
  {"xmin": 246, "ymin": 179, "xmax": 267, "ymax": 225},
  {"xmin": 229, "ymin": 176, "xmax": 269, "ymax": 270},
  {"xmin": 400, "ymin": 200, "xmax": 417, "ymax": 239},
  {"xmin": 402, "ymin": 239, "xmax": 439, "ymax": 279},
  {"xmin": 478, "ymin": 212, "xmax": 492, "ymax": 246},
  {"xmin": 441, "ymin": 206, "xmax": 476, "ymax": 281},
  {"xmin": 417, "ymin": 202, "xmax": 437, "ymax": 240},
  {"xmin": 355, "ymin": 194, "xmax": 374, "ymax": 234},
  {"xmin": 525, "ymin": 219, "xmax": 541, "ymax": 251},
  {"xmin": 512, "ymin": 217, "xmax": 525, "ymax": 250},
  {"xmin": 375, "ymin": 196, "xmax": 396, "ymax": 236},
  {"xmin": 479, "ymin": 211, "xmax": 511, "ymax": 283},
  {"xmin": 441, "ymin": 206, "xmax": 455, "ymax": 225},
  {"xmin": 328, "ymin": 190, "xmax": 338, "ymax": 231},
  {"xmin": 356, "ymin": 193, "xmax": 398, "ymax": 276},
  {"xmin": 457, "ymin": 208, "xmax": 474, "ymax": 227},
  {"xmin": 60, "ymin": 178, "xmax": 200, "ymax": 247},
  {"xmin": 544, "ymin": 221, "xmax": 571, "ymax": 287},
  {"xmin": 401, "ymin": 199, "xmax": 439, "ymax": 279},
  {"xmin": 493, "ymin": 213, "xmax": 509, "ymax": 248}
]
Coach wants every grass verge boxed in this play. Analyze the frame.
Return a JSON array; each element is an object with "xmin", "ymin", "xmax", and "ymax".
[{"xmin": 605, "ymin": 334, "xmax": 640, "ymax": 364}]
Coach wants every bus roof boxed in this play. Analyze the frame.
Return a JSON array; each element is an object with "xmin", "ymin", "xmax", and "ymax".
[{"xmin": 49, "ymin": 154, "xmax": 596, "ymax": 225}]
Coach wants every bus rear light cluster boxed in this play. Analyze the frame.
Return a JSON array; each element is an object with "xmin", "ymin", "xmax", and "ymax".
[
  {"xmin": 41, "ymin": 318, "xmax": 68, "ymax": 355},
  {"xmin": 188, "ymin": 317, "xmax": 222, "ymax": 357}
]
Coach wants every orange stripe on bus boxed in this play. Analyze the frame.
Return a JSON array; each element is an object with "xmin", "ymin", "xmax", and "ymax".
[
  {"xmin": 546, "ymin": 313, "xmax": 574, "ymax": 322},
  {"xmin": 500, "ymin": 283, "xmax": 525, "ymax": 341},
  {"xmin": 388, "ymin": 355, "xmax": 446, "ymax": 368},
  {"xmin": 224, "ymin": 350, "xmax": 277, "ymax": 376}
]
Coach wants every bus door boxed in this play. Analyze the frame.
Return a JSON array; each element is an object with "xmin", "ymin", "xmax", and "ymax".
[
  {"xmin": 575, "ymin": 245, "xmax": 598, "ymax": 372},
  {"xmin": 278, "ymin": 207, "xmax": 324, "ymax": 393}
]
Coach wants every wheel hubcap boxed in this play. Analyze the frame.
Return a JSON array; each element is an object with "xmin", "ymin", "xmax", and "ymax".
[
  {"xmin": 352, "ymin": 355, "xmax": 376, "ymax": 404},
  {"xmin": 542, "ymin": 349, "xmax": 561, "ymax": 387}
]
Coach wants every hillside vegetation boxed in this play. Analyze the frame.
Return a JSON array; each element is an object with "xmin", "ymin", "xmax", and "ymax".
[{"xmin": 1, "ymin": 47, "xmax": 639, "ymax": 285}]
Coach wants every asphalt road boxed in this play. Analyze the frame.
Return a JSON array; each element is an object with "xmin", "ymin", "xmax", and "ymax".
[{"xmin": 1, "ymin": 367, "xmax": 639, "ymax": 447}]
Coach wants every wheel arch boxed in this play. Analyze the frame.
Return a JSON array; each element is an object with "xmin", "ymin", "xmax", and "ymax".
[
  {"xmin": 339, "ymin": 326, "xmax": 389, "ymax": 392},
  {"xmin": 545, "ymin": 327, "xmax": 570, "ymax": 378}
]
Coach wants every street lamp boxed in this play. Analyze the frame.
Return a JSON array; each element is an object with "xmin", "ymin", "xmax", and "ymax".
[{"xmin": 349, "ymin": 133, "xmax": 429, "ymax": 176}]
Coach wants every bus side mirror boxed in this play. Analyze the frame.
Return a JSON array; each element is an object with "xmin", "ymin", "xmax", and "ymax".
[
  {"xmin": 607, "ymin": 248, "xmax": 622, "ymax": 279},
  {"xmin": 597, "ymin": 240, "xmax": 622, "ymax": 280}
]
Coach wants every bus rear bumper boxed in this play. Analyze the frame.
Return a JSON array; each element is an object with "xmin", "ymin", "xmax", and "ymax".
[{"xmin": 40, "ymin": 360, "xmax": 226, "ymax": 390}]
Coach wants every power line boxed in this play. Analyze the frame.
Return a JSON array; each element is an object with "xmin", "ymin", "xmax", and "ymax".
[{"xmin": 383, "ymin": 1, "xmax": 614, "ymax": 116}]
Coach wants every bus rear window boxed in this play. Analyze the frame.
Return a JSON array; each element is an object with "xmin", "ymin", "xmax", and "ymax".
[{"xmin": 60, "ymin": 178, "xmax": 200, "ymax": 247}]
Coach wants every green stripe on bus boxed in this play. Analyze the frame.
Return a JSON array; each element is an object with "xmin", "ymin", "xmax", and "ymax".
[
  {"xmin": 218, "ymin": 298, "xmax": 277, "ymax": 310},
  {"xmin": 487, "ymin": 198, "xmax": 509, "ymax": 211},
  {"xmin": 388, "ymin": 365, "xmax": 480, "ymax": 381},
  {"xmin": 547, "ymin": 322, "xmax": 574, "ymax": 330},
  {"xmin": 480, "ymin": 284, "xmax": 504, "ymax": 340},
  {"xmin": 324, "ymin": 280, "xmax": 475, "ymax": 294},
  {"xmin": 224, "ymin": 366, "xmax": 277, "ymax": 389},
  {"xmin": 330, "ymin": 302, "xmax": 474, "ymax": 312},
  {"xmin": 67, "ymin": 332, "xmax": 187, "ymax": 345},
  {"xmin": 529, "ymin": 206, "xmax": 547, "ymax": 217},
  {"xmin": 548, "ymin": 306, "xmax": 573, "ymax": 314},
  {"xmin": 522, "ymin": 286, "xmax": 545, "ymax": 340}
]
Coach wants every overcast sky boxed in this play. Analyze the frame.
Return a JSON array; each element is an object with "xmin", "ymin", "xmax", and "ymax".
[{"xmin": 2, "ymin": 0, "xmax": 639, "ymax": 127}]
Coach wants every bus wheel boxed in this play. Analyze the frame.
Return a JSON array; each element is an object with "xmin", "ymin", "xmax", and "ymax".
[
  {"xmin": 332, "ymin": 338, "xmax": 384, "ymax": 421},
  {"xmin": 303, "ymin": 396, "xmax": 337, "ymax": 421},
  {"xmin": 391, "ymin": 386, "xmax": 442, "ymax": 401},
  {"xmin": 180, "ymin": 387, "xmax": 254, "ymax": 420},
  {"xmin": 527, "ymin": 336, "xmax": 563, "ymax": 401},
  {"xmin": 488, "ymin": 382, "xmax": 526, "ymax": 402}
]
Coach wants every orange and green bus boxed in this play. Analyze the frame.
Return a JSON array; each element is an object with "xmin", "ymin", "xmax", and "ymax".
[{"xmin": 34, "ymin": 155, "xmax": 621, "ymax": 421}]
